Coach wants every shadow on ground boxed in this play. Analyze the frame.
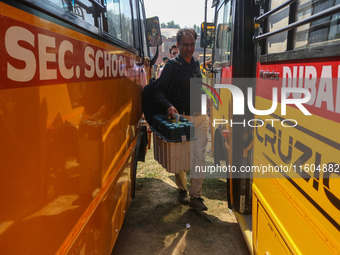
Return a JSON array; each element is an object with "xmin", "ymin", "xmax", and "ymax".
[
  {"xmin": 167, "ymin": 175, "xmax": 229, "ymax": 201},
  {"xmin": 112, "ymin": 174, "xmax": 249, "ymax": 255}
]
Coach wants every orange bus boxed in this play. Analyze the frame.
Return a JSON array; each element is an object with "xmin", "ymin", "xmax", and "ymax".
[{"xmin": 0, "ymin": 0, "xmax": 161, "ymax": 254}]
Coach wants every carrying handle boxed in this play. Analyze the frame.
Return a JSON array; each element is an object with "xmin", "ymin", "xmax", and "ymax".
[{"xmin": 174, "ymin": 113, "xmax": 180, "ymax": 123}]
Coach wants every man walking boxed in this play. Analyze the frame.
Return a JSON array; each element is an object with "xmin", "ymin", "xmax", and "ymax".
[{"xmin": 153, "ymin": 29, "xmax": 209, "ymax": 210}]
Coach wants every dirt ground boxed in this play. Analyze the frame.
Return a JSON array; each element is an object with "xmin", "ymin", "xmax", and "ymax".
[{"xmin": 111, "ymin": 138, "xmax": 249, "ymax": 255}]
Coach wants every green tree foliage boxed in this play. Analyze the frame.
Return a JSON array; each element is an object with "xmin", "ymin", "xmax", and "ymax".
[
  {"xmin": 166, "ymin": 20, "xmax": 180, "ymax": 28},
  {"xmin": 193, "ymin": 24, "xmax": 200, "ymax": 34},
  {"xmin": 160, "ymin": 20, "xmax": 180, "ymax": 28}
]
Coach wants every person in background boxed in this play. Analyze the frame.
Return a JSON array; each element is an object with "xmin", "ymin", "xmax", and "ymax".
[
  {"xmin": 169, "ymin": 44, "xmax": 179, "ymax": 59},
  {"xmin": 153, "ymin": 29, "xmax": 209, "ymax": 211},
  {"xmin": 157, "ymin": 45, "xmax": 178, "ymax": 78},
  {"xmin": 156, "ymin": 56, "xmax": 169, "ymax": 78},
  {"xmin": 151, "ymin": 64, "xmax": 158, "ymax": 80}
]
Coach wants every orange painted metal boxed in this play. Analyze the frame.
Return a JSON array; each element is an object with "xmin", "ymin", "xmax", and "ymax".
[{"xmin": 0, "ymin": 2, "xmax": 143, "ymax": 254}]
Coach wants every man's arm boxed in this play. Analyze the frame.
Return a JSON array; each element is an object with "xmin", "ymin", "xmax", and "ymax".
[{"xmin": 153, "ymin": 61, "xmax": 178, "ymax": 117}]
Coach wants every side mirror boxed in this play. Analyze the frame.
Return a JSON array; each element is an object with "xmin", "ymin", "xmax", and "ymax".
[
  {"xmin": 200, "ymin": 22, "xmax": 215, "ymax": 48},
  {"xmin": 216, "ymin": 23, "xmax": 231, "ymax": 49},
  {"xmin": 146, "ymin": 16, "xmax": 162, "ymax": 47}
]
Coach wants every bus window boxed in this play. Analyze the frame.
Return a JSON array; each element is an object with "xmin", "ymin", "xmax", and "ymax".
[
  {"xmin": 294, "ymin": 0, "xmax": 340, "ymax": 49},
  {"xmin": 138, "ymin": 0, "xmax": 149, "ymax": 57},
  {"xmin": 131, "ymin": 0, "xmax": 139, "ymax": 48},
  {"xmin": 328, "ymin": 2, "xmax": 340, "ymax": 41},
  {"xmin": 46, "ymin": 0, "xmax": 97, "ymax": 26},
  {"xmin": 119, "ymin": 0, "xmax": 133, "ymax": 45},
  {"xmin": 214, "ymin": 0, "xmax": 232, "ymax": 65},
  {"xmin": 105, "ymin": 0, "xmax": 134, "ymax": 45},
  {"xmin": 266, "ymin": 0, "xmax": 289, "ymax": 53},
  {"xmin": 294, "ymin": 0, "xmax": 313, "ymax": 49}
]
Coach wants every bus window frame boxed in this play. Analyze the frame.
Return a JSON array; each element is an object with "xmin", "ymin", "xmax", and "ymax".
[
  {"xmin": 257, "ymin": 0, "xmax": 340, "ymax": 62},
  {"xmin": 21, "ymin": 0, "xmax": 101, "ymax": 34},
  {"xmin": 19, "ymin": 0, "xmax": 138, "ymax": 54},
  {"xmin": 102, "ymin": 0, "xmax": 134, "ymax": 46},
  {"xmin": 212, "ymin": 0, "xmax": 233, "ymax": 68},
  {"xmin": 131, "ymin": 0, "xmax": 139, "ymax": 49},
  {"xmin": 102, "ymin": 0, "xmax": 135, "ymax": 47},
  {"xmin": 136, "ymin": 0, "xmax": 150, "ymax": 58}
]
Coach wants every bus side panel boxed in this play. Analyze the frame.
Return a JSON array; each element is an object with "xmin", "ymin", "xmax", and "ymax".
[
  {"xmin": 253, "ymin": 60, "xmax": 340, "ymax": 254},
  {"xmin": 0, "ymin": 2, "xmax": 141, "ymax": 254},
  {"xmin": 60, "ymin": 154, "xmax": 134, "ymax": 254},
  {"xmin": 253, "ymin": 184, "xmax": 292, "ymax": 254},
  {"xmin": 212, "ymin": 66, "xmax": 233, "ymax": 166}
]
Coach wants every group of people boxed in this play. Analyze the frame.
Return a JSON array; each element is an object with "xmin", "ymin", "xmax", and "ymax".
[{"xmin": 152, "ymin": 29, "xmax": 209, "ymax": 211}]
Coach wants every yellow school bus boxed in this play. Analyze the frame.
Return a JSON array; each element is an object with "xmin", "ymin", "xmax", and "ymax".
[
  {"xmin": 0, "ymin": 0, "xmax": 161, "ymax": 254},
  {"xmin": 202, "ymin": 0, "xmax": 340, "ymax": 253},
  {"xmin": 252, "ymin": 0, "xmax": 340, "ymax": 253}
]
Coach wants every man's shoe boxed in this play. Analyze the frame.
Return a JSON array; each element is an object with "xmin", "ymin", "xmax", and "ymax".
[
  {"xmin": 189, "ymin": 197, "xmax": 208, "ymax": 211},
  {"xmin": 178, "ymin": 190, "xmax": 190, "ymax": 205}
]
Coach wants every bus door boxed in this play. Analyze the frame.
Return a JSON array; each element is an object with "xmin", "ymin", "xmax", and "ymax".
[
  {"xmin": 134, "ymin": 0, "xmax": 162, "ymax": 86},
  {"xmin": 131, "ymin": 1, "xmax": 162, "ymax": 195},
  {"xmin": 203, "ymin": 0, "xmax": 256, "ymax": 214},
  {"xmin": 253, "ymin": 0, "xmax": 340, "ymax": 253},
  {"xmin": 132, "ymin": 0, "xmax": 148, "ymax": 87}
]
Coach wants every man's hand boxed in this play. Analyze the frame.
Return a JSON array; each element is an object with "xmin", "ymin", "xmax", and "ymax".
[{"xmin": 167, "ymin": 105, "xmax": 178, "ymax": 118}]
